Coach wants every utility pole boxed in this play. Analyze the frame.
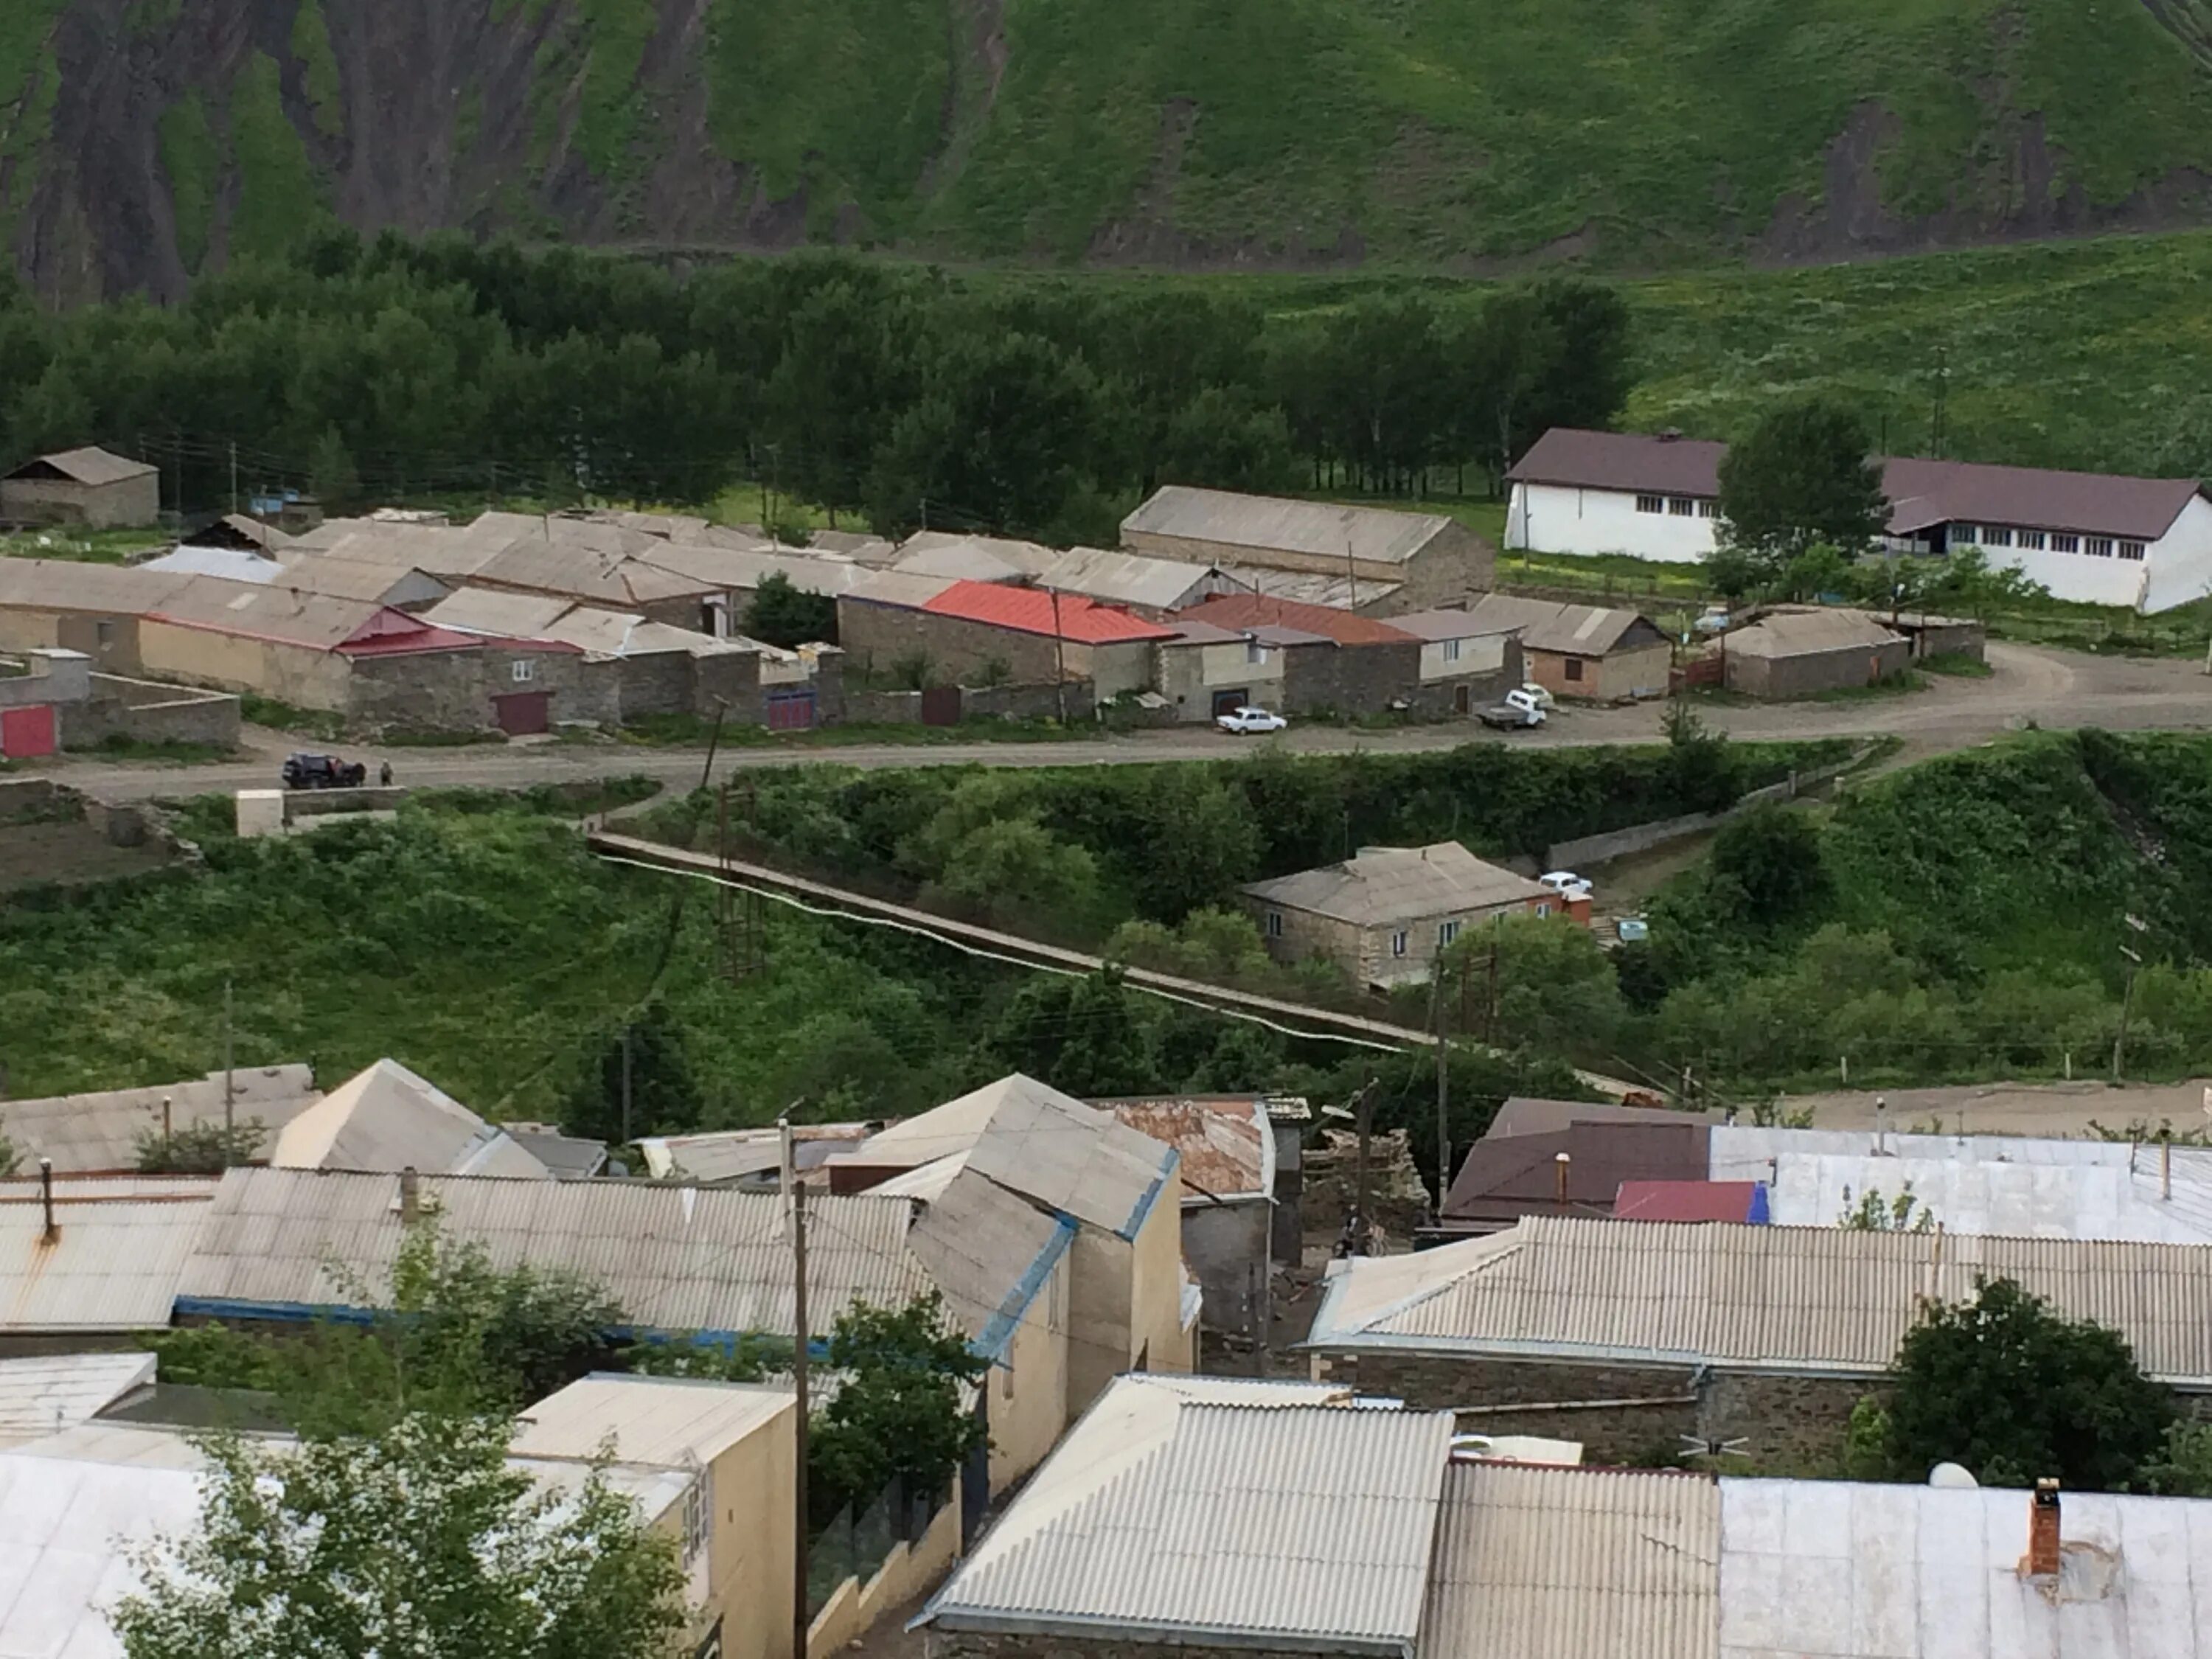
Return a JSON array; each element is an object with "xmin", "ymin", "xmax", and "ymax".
[
  {"xmin": 1046, "ymin": 586, "xmax": 1068, "ymax": 725},
  {"xmin": 2115, "ymin": 915, "xmax": 2149, "ymax": 1081},
  {"xmin": 229, "ymin": 441, "xmax": 240, "ymax": 515},
  {"xmin": 620, "ymin": 1024, "xmax": 634, "ymax": 1146},
  {"xmin": 1343, "ymin": 539, "xmax": 1359, "ymax": 612},
  {"xmin": 1351, "ymin": 1079, "xmax": 1376, "ymax": 1256},
  {"xmin": 787, "ymin": 1120, "xmax": 812, "ymax": 1659},
  {"xmin": 1429, "ymin": 962, "xmax": 1451, "ymax": 1223},
  {"xmin": 222, "ymin": 978, "xmax": 235, "ymax": 1142}
]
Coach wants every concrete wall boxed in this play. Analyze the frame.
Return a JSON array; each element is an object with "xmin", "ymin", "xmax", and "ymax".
[
  {"xmin": 1155, "ymin": 639, "xmax": 1286, "ymax": 723},
  {"xmin": 1281, "ymin": 639, "xmax": 1423, "ymax": 717},
  {"xmin": 988, "ymin": 1248, "xmax": 1071, "ymax": 1493},
  {"xmin": 1066, "ymin": 1227, "xmax": 1135, "ymax": 1414},
  {"xmin": 347, "ymin": 644, "xmax": 621, "ymax": 732},
  {"xmin": 1129, "ymin": 1172, "xmax": 1190, "ymax": 1378},
  {"xmin": 1090, "ymin": 640, "xmax": 1155, "ymax": 698},
  {"xmin": 0, "ymin": 607, "xmax": 147, "ymax": 672},
  {"xmin": 60, "ymin": 675, "xmax": 240, "ymax": 749},
  {"xmin": 837, "ymin": 599, "xmax": 1066, "ymax": 686},
  {"xmin": 1727, "ymin": 636, "xmax": 1911, "ymax": 698},
  {"xmin": 1540, "ymin": 755, "xmax": 1860, "ymax": 870},
  {"xmin": 2, "ymin": 471, "xmax": 160, "ymax": 529},
  {"xmin": 807, "ymin": 1495, "xmax": 961, "ymax": 1659},
  {"xmin": 1417, "ymin": 633, "xmax": 1509, "ymax": 681},
  {"xmin": 138, "ymin": 620, "xmax": 353, "ymax": 710},
  {"xmin": 1526, "ymin": 639, "xmax": 1672, "ymax": 703},
  {"xmin": 1509, "ymin": 481, "xmax": 1718, "ymax": 563},
  {"xmin": 843, "ymin": 680, "xmax": 1096, "ymax": 726},
  {"xmin": 1401, "ymin": 639, "xmax": 1523, "ymax": 720},
  {"xmin": 2138, "ymin": 495, "xmax": 2212, "ymax": 613},
  {"xmin": 698, "ymin": 1399, "xmax": 799, "ymax": 1659},
  {"xmin": 1249, "ymin": 895, "xmax": 1547, "ymax": 987},
  {"xmin": 1183, "ymin": 1197, "xmax": 1272, "ymax": 1340}
]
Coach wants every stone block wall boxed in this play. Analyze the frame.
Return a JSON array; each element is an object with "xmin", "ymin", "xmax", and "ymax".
[
  {"xmin": 61, "ymin": 675, "xmax": 240, "ymax": 748},
  {"xmin": 1282, "ymin": 639, "xmax": 1422, "ymax": 717},
  {"xmin": 836, "ymin": 599, "xmax": 1064, "ymax": 685},
  {"xmin": 346, "ymin": 644, "xmax": 619, "ymax": 733},
  {"xmin": 928, "ymin": 1631, "xmax": 1321, "ymax": 1659}
]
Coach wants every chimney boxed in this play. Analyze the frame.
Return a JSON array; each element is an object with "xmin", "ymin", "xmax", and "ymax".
[
  {"xmin": 1875, "ymin": 1095, "xmax": 1888, "ymax": 1155},
  {"xmin": 398, "ymin": 1166, "xmax": 421, "ymax": 1225},
  {"xmin": 1554, "ymin": 1150, "xmax": 1572, "ymax": 1206},
  {"xmin": 38, "ymin": 1158, "xmax": 56, "ymax": 1244},
  {"xmin": 2029, "ymin": 1480, "xmax": 2061, "ymax": 1576},
  {"xmin": 2163, "ymin": 1136, "xmax": 2174, "ymax": 1202}
]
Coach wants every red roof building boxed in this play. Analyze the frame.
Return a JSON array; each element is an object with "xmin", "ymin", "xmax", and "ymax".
[
  {"xmin": 1615, "ymin": 1180, "xmax": 1770, "ymax": 1225},
  {"xmin": 921, "ymin": 580, "xmax": 1176, "ymax": 644},
  {"xmin": 1173, "ymin": 592, "xmax": 1417, "ymax": 647}
]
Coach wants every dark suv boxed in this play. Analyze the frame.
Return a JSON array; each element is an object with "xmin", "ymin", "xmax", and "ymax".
[{"xmin": 281, "ymin": 752, "xmax": 367, "ymax": 790}]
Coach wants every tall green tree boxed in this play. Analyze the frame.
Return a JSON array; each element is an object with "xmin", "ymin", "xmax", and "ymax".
[
  {"xmin": 111, "ymin": 1413, "xmax": 688, "ymax": 1659},
  {"xmin": 809, "ymin": 1293, "xmax": 989, "ymax": 1515},
  {"xmin": 744, "ymin": 571, "xmax": 838, "ymax": 648},
  {"xmin": 1717, "ymin": 397, "xmax": 1889, "ymax": 563}
]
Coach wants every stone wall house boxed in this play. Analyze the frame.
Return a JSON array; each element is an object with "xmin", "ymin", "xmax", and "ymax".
[
  {"xmin": 1171, "ymin": 593, "xmax": 1425, "ymax": 717},
  {"xmin": 1373, "ymin": 607, "xmax": 1528, "ymax": 714},
  {"xmin": 1301, "ymin": 1214, "xmax": 2212, "ymax": 1468},
  {"xmin": 1455, "ymin": 594, "xmax": 1672, "ymax": 700},
  {"xmin": 837, "ymin": 573, "xmax": 1172, "ymax": 695},
  {"xmin": 0, "ymin": 558, "xmax": 197, "ymax": 672},
  {"xmin": 1242, "ymin": 841, "xmax": 1570, "ymax": 989},
  {"xmin": 1, "ymin": 448, "xmax": 160, "ymax": 529},
  {"xmin": 1122, "ymin": 486, "xmax": 1495, "ymax": 612},
  {"xmin": 1723, "ymin": 608, "xmax": 1913, "ymax": 698}
]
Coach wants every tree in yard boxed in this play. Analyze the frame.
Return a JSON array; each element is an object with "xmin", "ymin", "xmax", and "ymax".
[
  {"xmin": 1443, "ymin": 913, "xmax": 1627, "ymax": 1060},
  {"xmin": 744, "ymin": 571, "xmax": 838, "ymax": 648},
  {"xmin": 567, "ymin": 999, "xmax": 700, "ymax": 1144},
  {"xmin": 1707, "ymin": 804, "xmax": 1829, "ymax": 922},
  {"xmin": 1715, "ymin": 398, "xmax": 1888, "ymax": 571},
  {"xmin": 980, "ymin": 970, "xmax": 1156, "ymax": 1097},
  {"xmin": 134, "ymin": 1119, "xmax": 266, "ymax": 1175},
  {"xmin": 109, "ymin": 1413, "xmax": 688, "ymax": 1659},
  {"xmin": 308, "ymin": 425, "xmax": 362, "ymax": 511},
  {"xmin": 1838, "ymin": 1185, "xmax": 1936, "ymax": 1231},
  {"xmin": 1877, "ymin": 1276, "xmax": 2171, "ymax": 1490},
  {"xmin": 809, "ymin": 1292, "xmax": 990, "ymax": 1517}
]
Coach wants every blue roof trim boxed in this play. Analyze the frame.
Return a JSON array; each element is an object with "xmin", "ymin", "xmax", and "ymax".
[
  {"xmin": 973, "ymin": 1214, "xmax": 1077, "ymax": 1366},
  {"xmin": 1117, "ymin": 1147, "xmax": 1180, "ymax": 1242}
]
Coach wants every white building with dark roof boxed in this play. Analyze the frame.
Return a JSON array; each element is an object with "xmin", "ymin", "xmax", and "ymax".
[{"xmin": 1506, "ymin": 426, "xmax": 2212, "ymax": 611}]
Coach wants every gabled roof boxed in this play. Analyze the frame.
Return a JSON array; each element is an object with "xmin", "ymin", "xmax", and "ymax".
[
  {"xmin": 0, "ymin": 1175, "xmax": 218, "ymax": 1332},
  {"xmin": 847, "ymin": 1074, "xmax": 1178, "ymax": 1239},
  {"xmin": 634, "ymin": 1124, "xmax": 872, "ymax": 1184},
  {"xmin": 0, "ymin": 1065, "xmax": 319, "ymax": 1173},
  {"xmin": 469, "ymin": 538, "xmax": 722, "ymax": 608},
  {"xmin": 0, "ymin": 558, "xmax": 193, "ymax": 616},
  {"xmin": 1304, "ymin": 1214, "xmax": 2212, "ymax": 1384},
  {"xmin": 138, "ymin": 546, "xmax": 287, "ymax": 583},
  {"xmin": 1176, "ymin": 591, "xmax": 1415, "ymax": 647},
  {"xmin": 893, "ymin": 533, "xmax": 1057, "ymax": 583},
  {"xmin": 7, "ymin": 447, "xmax": 158, "ymax": 487},
  {"xmin": 269, "ymin": 1059, "xmax": 552, "ymax": 1178},
  {"xmin": 1421, "ymin": 1461, "xmax": 1721, "ymax": 1659},
  {"xmin": 1384, "ymin": 607, "xmax": 1523, "ymax": 644},
  {"xmin": 1096, "ymin": 1097, "xmax": 1271, "ymax": 1200},
  {"xmin": 1245, "ymin": 843, "xmax": 1548, "ymax": 928},
  {"xmin": 919, "ymin": 1374, "xmax": 1457, "ymax": 1656},
  {"xmin": 1455, "ymin": 594, "xmax": 1665, "ymax": 656},
  {"xmin": 0, "ymin": 1354, "xmax": 157, "ymax": 1448},
  {"xmin": 1124, "ymin": 486, "xmax": 1458, "ymax": 567},
  {"xmin": 1508, "ymin": 428, "xmax": 1726, "ymax": 497},
  {"xmin": 500, "ymin": 1127, "xmax": 608, "ymax": 1180},
  {"xmin": 1043, "ymin": 546, "xmax": 1228, "ymax": 611},
  {"xmin": 641, "ymin": 540, "xmax": 878, "ymax": 597},
  {"xmin": 1441, "ymin": 1120, "xmax": 1710, "ymax": 1222},
  {"xmin": 270, "ymin": 553, "xmax": 450, "ymax": 607},
  {"xmin": 512, "ymin": 1374, "xmax": 793, "ymax": 1467},
  {"xmin": 144, "ymin": 577, "xmax": 400, "ymax": 652},
  {"xmin": 919, "ymin": 580, "xmax": 1178, "ymax": 645},
  {"xmin": 1725, "ymin": 608, "xmax": 1903, "ymax": 658},
  {"xmin": 1488, "ymin": 1098, "xmax": 1722, "ymax": 1139}
]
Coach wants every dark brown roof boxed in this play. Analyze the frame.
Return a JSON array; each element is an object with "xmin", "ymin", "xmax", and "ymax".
[
  {"xmin": 1441, "ymin": 1120, "xmax": 1710, "ymax": 1230},
  {"xmin": 1512, "ymin": 428, "xmax": 2204, "ymax": 543},
  {"xmin": 1487, "ymin": 1097, "xmax": 1721, "ymax": 1139},
  {"xmin": 1509, "ymin": 429, "xmax": 1725, "ymax": 497},
  {"xmin": 1175, "ymin": 592, "xmax": 1416, "ymax": 647}
]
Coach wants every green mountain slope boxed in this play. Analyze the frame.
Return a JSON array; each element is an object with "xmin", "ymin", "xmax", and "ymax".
[{"xmin": 10, "ymin": 0, "xmax": 2212, "ymax": 296}]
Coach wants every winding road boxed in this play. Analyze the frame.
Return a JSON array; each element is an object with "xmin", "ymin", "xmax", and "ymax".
[{"xmin": 33, "ymin": 642, "xmax": 2212, "ymax": 803}]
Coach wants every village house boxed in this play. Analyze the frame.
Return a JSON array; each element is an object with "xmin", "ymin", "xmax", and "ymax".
[
  {"xmin": 836, "ymin": 572, "xmax": 1174, "ymax": 697},
  {"xmin": 0, "ymin": 1065, "xmax": 319, "ymax": 1175},
  {"xmin": 1122, "ymin": 486, "xmax": 1495, "ymax": 613},
  {"xmin": 1437, "ymin": 1113, "xmax": 1713, "ymax": 1237},
  {"xmin": 0, "ymin": 646, "xmax": 239, "ymax": 759},
  {"xmin": 1455, "ymin": 593, "xmax": 1672, "ymax": 700},
  {"xmin": 890, "ymin": 532, "xmax": 1248, "ymax": 620},
  {"xmin": 1507, "ymin": 425, "xmax": 2212, "ymax": 613},
  {"xmin": 1242, "ymin": 842, "xmax": 1577, "ymax": 988},
  {"xmin": 1720, "ymin": 608, "xmax": 1913, "ymax": 698},
  {"xmin": 265, "ymin": 1058, "xmax": 554, "ymax": 1178},
  {"xmin": 0, "ymin": 557, "xmax": 193, "ymax": 672},
  {"xmin": 1301, "ymin": 1215, "xmax": 2212, "ymax": 1465},
  {"xmin": 1170, "ymin": 592, "xmax": 1436, "ymax": 717},
  {"xmin": 139, "ymin": 545, "xmax": 453, "ymax": 611},
  {"xmin": 0, "ymin": 448, "xmax": 160, "ymax": 529}
]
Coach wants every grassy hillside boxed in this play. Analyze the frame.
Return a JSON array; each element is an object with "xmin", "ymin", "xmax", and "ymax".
[{"xmin": 13, "ymin": 0, "xmax": 2212, "ymax": 293}]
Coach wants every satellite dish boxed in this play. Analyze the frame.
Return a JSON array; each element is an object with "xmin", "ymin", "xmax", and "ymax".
[{"xmin": 1928, "ymin": 1462, "xmax": 1979, "ymax": 1489}]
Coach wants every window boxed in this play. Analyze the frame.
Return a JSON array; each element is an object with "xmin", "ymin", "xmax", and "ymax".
[
  {"xmin": 1245, "ymin": 641, "xmax": 1268, "ymax": 665},
  {"xmin": 2017, "ymin": 529, "xmax": 2046, "ymax": 550},
  {"xmin": 1265, "ymin": 910, "xmax": 1283, "ymax": 939},
  {"xmin": 95, "ymin": 620, "xmax": 114, "ymax": 647},
  {"xmin": 1444, "ymin": 638, "xmax": 1462, "ymax": 662},
  {"xmin": 1697, "ymin": 499, "xmax": 1719, "ymax": 518},
  {"xmin": 1534, "ymin": 902, "xmax": 1552, "ymax": 919},
  {"xmin": 683, "ymin": 1472, "xmax": 711, "ymax": 1565},
  {"xmin": 2051, "ymin": 533, "xmax": 2079, "ymax": 553},
  {"xmin": 1438, "ymin": 919, "xmax": 1461, "ymax": 947},
  {"xmin": 1669, "ymin": 497, "xmax": 1695, "ymax": 516},
  {"xmin": 2120, "ymin": 540, "xmax": 2147, "ymax": 561},
  {"xmin": 1635, "ymin": 494, "xmax": 1664, "ymax": 515},
  {"xmin": 511, "ymin": 659, "xmax": 535, "ymax": 684},
  {"xmin": 1564, "ymin": 658, "xmax": 1585, "ymax": 682},
  {"xmin": 1391, "ymin": 930, "xmax": 1408, "ymax": 958},
  {"xmin": 1952, "ymin": 524, "xmax": 1979, "ymax": 545},
  {"xmin": 1983, "ymin": 526, "xmax": 2013, "ymax": 548},
  {"xmin": 2087, "ymin": 537, "xmax": 2115, "ymax": 557}
]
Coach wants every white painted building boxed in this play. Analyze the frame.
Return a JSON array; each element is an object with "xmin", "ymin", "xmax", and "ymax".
[{"xmin": 1506, "ymin": 427, "xmax": 2212, "ymax": 612}]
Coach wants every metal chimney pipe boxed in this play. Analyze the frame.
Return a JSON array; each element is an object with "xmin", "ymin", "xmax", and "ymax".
[
  {"xmin": 38, "ymin": 1158, "xmax": 55, "ymax": 1244},
  {"xmin": 1554, "ymin": 1151, "xmax": 1571, "ymax": 1207}
]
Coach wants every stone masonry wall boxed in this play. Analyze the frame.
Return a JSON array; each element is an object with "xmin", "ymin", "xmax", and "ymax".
[
  {"xmin": 1282, "ymin": 639, "xmax": 1422, "ymax": 717},
  {"xmin": 927, "ymin": 1630, "xmax": 1322, "ymax": 1659},
  {"xmin": 836, "ymin": 599, "xmax": 1063, "ymax": 685},
  {"xmin": 60, "ymin": 675, "xmax": 240, "ymax": 748}
]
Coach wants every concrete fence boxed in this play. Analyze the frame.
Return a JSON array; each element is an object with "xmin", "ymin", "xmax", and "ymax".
[
  {"xmin": 1534, "ymin": 753, "xmax": 1865, "ymax": 872},
  {"xmin": 844, "ymin": 679, "xmax": 1097, "ymax": 726}
]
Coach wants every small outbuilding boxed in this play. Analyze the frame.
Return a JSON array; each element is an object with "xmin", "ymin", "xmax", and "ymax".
[
  {"xmin": 1, "ymin": 448, "xmax": 160, "ymax": 529},
  {"xmin": 1722, "ymin": 608, "xmax": 1911, "ymax": 698},
  {"xmin": 1457, "ymin": 593, "xmax": 1672, "ymax": 700}
]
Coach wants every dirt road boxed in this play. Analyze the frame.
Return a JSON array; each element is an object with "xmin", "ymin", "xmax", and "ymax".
[{"xmin": 32, "ymin": 641, "xmax": 2212, "ymax": 803}]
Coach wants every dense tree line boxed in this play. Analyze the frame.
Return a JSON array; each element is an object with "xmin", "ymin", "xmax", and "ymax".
[{"xmin": 0, "ymin": 234, "xmax": 1631, "ymax": 540}]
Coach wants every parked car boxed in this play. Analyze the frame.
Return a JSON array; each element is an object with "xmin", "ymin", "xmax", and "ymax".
[
  {"xmin": 1694, "ymin": 608, "xmax": 1731, "ymax": 635},
  {"xmin": 282, "ymin": 752, "xmax": 367, "ymax": 790},
  {"xmin": 1615, "ymin": 917, "xmax": 1651, "ymax": 944},
  {"xmin": 1540, "ymin": 870, "xmax": 1594, "ymax": 902},
  {"xmin": 1475, "ymin": 689, "xmax": 1548, "ymax": 731},
  {"xmin": 1517, "ymin": 682, "xmax": 1557, "ymax": 710},
  {"xmin": 1216, "ymin": 706, "xmax": 1288, "ymax": 735}
]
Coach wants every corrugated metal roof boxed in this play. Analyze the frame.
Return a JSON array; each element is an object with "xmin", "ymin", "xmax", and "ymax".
[
  {"xmin": 921, "ymin": 581, "xmax": 1178, "ymax": 644},
  {"xmin": 10, "ymin": 447, "xmax": 158, "ymax": 487},
  {"xmin": 0, "ymin": 1066, "xmax": 319, "ymax": 1173},
  {"xmin": 512, "ymin": 1373, "xmax": 793, "ymax": 1467},
  {"xmin": 178, "ymin": 1169, "xmax": 930, "ymax": 1338},
  {"xmin": 1420, "ymin": 1462, "xmax": 1719, "ymax": 1659},
  {"xmin": 854, "ymin": 1074, "xmax": 1177, "ymax": 1239},
  {"xmin": 0, "ymin": 558, "xmax": 193, "ymax": 616},
  {"xmin": 1614, "ymin": 1180, "xmax": 1767, "ymax": 1224},
  {"xmin": 1507, "ymin": 429, "xmax": 1725, "ymax": 497},
  {"xmin": 1124, "ymin": 487, "xmax": 1455, "ymax": 567},
  {"xmin": 270, "ymin": 1059, "xmax": 552, "ymax": 1179},
  {"xmin": 1718, "ymin": 1478, "xmax": 2212, "ymax": 1658},
  {"xmin": 0, "ymin": 1354, "xmax": 156, "ymax": 1447},
  {"xmin": 1042, "ymin": 547, "xmax": 1223, "ymax": 612},
  {"xmin": 633, "ymin": 1125, "xmax": 871, "ymax": 1184},
  {"xmin": 0, "ymin": 1180, "xmax": 216, "ymax": 1332},
  {"xmin": 1305, "ymin": 1215, "xmax": 2212, "ymax": 1384},
  {"xmin": 1177, "ymin": 591, "xmax": 1416, "ymax": 646},
  {"xmin": 1101, "ymin": 1098, "xmax": 1270, "ymax": 1199},
  {"xmin": 1725, "ymin": 608, "xmax": 1904, "ymax": 659},
  {"xmin": 147, "ymin": 577, "xmax": 390, "ymax": 651},
  {"xmin": 903, "ymin": 1165, "xmax": 1075, "ymax": 1356},
  {"xmin": 138, "ymin": 546, "xmax": 285, "ymax": 582},
  {"xmin": 1245, "ymin": 843, "xmax": 1550, "ymax": 928},
  {"xmin": 922, "ymin": 1374, "xmax": 1455, "ymax": 1654},
  {"xmin": 1457, "ymin": 594, "xmax": 1664, "ymax": 657},
  {"xmin": 641, "ymin": 541, "xmax": 874, "ymax": 597}
]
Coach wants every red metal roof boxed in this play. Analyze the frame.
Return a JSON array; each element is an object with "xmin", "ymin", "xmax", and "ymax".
[
  {"xmin": 1173, "ymin": 592, "xmax": 1416, "ymax": 647},
  {"xmin": 919, "ymin": 580, "xmax": 1177, "ymax": 644},
  {"xmin": 1613, "ymin": 1180, "xmax": 1767, "ymax": 1224}
]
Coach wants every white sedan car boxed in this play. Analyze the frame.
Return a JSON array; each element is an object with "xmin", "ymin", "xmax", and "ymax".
[
  {"xmin": 1216, "ymin": 706, "xmax": 1288, "ymax": 735},
  {"xmin": 1539, "ymin": 870, "xmax": 1594, "ymax": 902}
]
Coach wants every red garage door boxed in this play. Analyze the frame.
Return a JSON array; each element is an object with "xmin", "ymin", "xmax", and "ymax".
[
  {"xmin": 0, "ymin": 704, "xmax": 55, "ymax": 758},
  {"xmin": 765, "ymin": 689, "xmax": 815, "ymax": 731},
  {"xmin": 493, "ymin": 692, "xmax": 550, "ymax": 736}
]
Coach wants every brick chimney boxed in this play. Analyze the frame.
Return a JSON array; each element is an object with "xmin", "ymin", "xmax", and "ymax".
[
  {"xmin": 398, "ymin": 1166, "xmax": 421, "ymax": 1225},
  {"xmin": 2029, "ymin": 1479, "xmax": 2062, "ymax": 1576}
]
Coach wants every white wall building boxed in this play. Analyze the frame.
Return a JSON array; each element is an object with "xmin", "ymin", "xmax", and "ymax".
[{"xmin": 1506, "ymin": 427, "xmax": 2212, "ymax": 613}]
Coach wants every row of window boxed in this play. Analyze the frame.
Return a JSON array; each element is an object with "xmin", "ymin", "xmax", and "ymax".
[
  {"xmin": 1952, "ymin": 524, "xmax": 2146, "ymax": 561},
  {"xmin": 1634, "ymin": 494, "xmax": 1719, "ymax": 519}
]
